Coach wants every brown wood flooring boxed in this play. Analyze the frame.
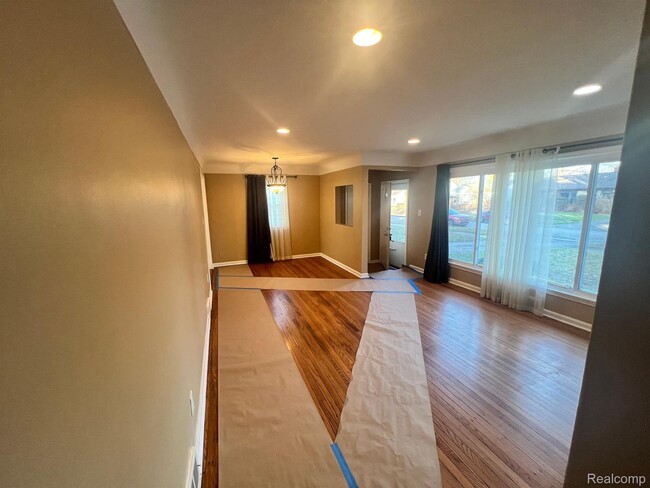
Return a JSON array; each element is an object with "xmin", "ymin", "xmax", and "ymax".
[{"xmin": 202, "ymin": 257, "xmax": 589, "ymax": 487}]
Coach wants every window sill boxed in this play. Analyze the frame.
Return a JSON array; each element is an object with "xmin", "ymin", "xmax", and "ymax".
[
  {"xmin": 547, "ymin": 285, "xmax": 597, "ymax": 307},
  {"xmin": 448, "ymin": 261, "xmax": 597, "ymax": 306},
  {"xmin": 449, "ymin": 261, "xmax": 482, "ymax": 275}
]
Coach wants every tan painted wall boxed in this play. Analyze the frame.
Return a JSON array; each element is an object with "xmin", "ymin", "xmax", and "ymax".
[
  {"xmin": 287, "ymin": 176, "xmax": 321, "ymax": 255},
  {"xmin": 320, "ymin": 166, "xmax": 366, "ymax": 273},
  {"xmin": 407, "ymin": 165, "xmax": 437, "ymax": 270},
  {"xmin": 205, "ymin": 174, "xmax": 321, "ymax": 263},
  {"xmin": 205, "ymin": 175, "xmax": 247, "ymax": 262},
  {"xmin": 0, "ymin": 1, "xmax": 209, "ymax": 486}
]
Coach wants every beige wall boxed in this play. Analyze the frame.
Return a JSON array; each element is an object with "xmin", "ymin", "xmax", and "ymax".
[
  {"xmin": 320, "ymin": 166, "xmax": 366, "ymax": 273},
  {"xmin": 205, "ymin": 175, "xmax": 247, "ymax": 262},
  {"xmin": 287, "ymin": 176, "xmax": 321, "ymax": 255},
  {"xmin": 407, "ymin": 165, "xmax": 437, "ymax": 269},
  {"xmin": 205, "ymin": 174, "xmax": 321, "ymax": 263},
  {"xmin": 1, "ymin": 1, "xmax": 209, "ymax": 487}
]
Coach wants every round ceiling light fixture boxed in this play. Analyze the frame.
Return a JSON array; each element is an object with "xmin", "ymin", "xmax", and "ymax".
[
  {"xmin": 276, "ymin": 127, "xmax": 290, "ymax": 134},
  {"xmin": 353, "ymin": 28, "xmax": 382, "ymax": 47},
  {"xmin": 573, "ymin": 84, "xmax": 602, "ymax": 96},
  {"xmin": 408, "ymin": 138, "xmax": 421, "ymax": 145}
]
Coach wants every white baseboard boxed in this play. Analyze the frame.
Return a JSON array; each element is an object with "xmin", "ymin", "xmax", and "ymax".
[
  {"xmin": 319, "ymin": 253, "xmax": 367, "ymax": 278},
  {"xmin": 194, "ymin": 289, "xmax": 212, "ymax": 478},
  {"xmin": 543, "ymin": 309, "xmax": 592, "ymax": 332},
  {"xmin": 448, "ymin": 277, "xmax": 481, "ymax": 294},
  {"xmin": 408, "ymin": 264, "xmax": 424, "ymax": 274},
  {"xmin": 212, "ymin": 259, "xmax": 247, "ymax": 268},
  {"xmin": 291, "ymin": 253, "xmax": 322, "ymax": 259},
  {"xmin": 213, "ymin": 254, "xmax": 368, "ymax": 278},
  {"xmin": 185, "ymin": 446, "xmax": 199, "ymax": 488}
]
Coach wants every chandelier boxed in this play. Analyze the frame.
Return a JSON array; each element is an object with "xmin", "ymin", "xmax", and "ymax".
[{"xmin": 266, "ymin": 157, "xmax": 287, "ymax": 193}]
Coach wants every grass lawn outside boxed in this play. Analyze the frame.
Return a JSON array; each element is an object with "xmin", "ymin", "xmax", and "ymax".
[
  {"xmin": 553, "ymin": 211, "xmax": 609, "ymax": 225},
  {"xmin": 548, "ymin": 247, "xmax": 603, "ymax": 292}
]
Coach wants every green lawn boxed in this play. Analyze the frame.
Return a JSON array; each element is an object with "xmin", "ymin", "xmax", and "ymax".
[
  {"xmin": 548, "ymin": 247, "xmax": 603, "ymax": 292},
  {"xmin": 449, "ymin": 224, "xmax": 489, "ymax": 264},
  {"xmin": 553, "ymin": 211, "xmax": 609, "ymax": 225}
]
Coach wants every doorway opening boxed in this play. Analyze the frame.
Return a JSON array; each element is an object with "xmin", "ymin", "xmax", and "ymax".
[
  {"xmin": 378, "ymin": 179, "xmax": 409, "ymax": 270},
  {"xmin": 389, "ymin": 181, "xmax": 408, "ymax": 268}
]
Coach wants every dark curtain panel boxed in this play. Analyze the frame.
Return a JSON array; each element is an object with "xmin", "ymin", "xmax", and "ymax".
[
  {"xmin": 246, "ymin": 175, "xmax": 272, "ymax": 264},
  {"xmin": 423, "ymin": 164, "xmax": 450, "ymax": 283}
]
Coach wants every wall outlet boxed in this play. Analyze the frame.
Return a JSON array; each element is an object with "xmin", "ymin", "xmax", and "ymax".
[
  {"xmin": 417, "ymin": 209, "xmax": 422, "ymax": 216},
  {"xmin": 189, "ymin": 390, "xmax": 195, "ymax": 417},
  {"xmin": 424, "ymin": 253, "xmax": 427, "ymax": 260}
]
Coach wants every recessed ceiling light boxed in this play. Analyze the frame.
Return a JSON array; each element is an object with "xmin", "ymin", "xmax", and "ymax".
[
  {"xmin": 276, "ymin": 127, "xmax": 290, "ymax": 134},
  {"xmin": 573, "ymin": 84, "xmax": 602, "ymax": 96},
  {"xmin": 353, "ymin": 28, "xmax": 382, "ymax": 47},
  {"xmin": 408, "ymin": 138, "xmax": 421, "ymax": 145}
]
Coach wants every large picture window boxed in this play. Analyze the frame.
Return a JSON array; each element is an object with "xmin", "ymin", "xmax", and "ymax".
[
  {"xmin": 548, "ymin": 157, "xmax": 620, "ymax": 293},
  {"xmin": 448, "ymin": 165, "xmax": 494, "ymax": 266},
  {"xmin": 448, "ymin": 146, "xmax": 621, "ymax": 296}
]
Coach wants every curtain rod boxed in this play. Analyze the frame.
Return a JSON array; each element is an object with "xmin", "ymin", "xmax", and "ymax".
[
  {"xmin": 449, "ymin": 133, "xmax": 624, "ymax": 167},
  {"xmin": 244, "ymin": 174, "xmax": 299, "ymax": 178}
]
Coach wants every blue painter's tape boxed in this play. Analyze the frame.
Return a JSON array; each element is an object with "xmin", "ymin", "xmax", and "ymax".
[
  {"xmin": 408, "ymin": 279, "xmax": 422, "ymax": 295},
  {"xmin": 330, "ymin": 443, "xmax": 358, "ymax": 488}
]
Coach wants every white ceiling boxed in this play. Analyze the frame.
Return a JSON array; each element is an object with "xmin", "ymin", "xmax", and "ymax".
[{"xmin": 114, "ymin": 0, "xmax": 645, "ymax": 170}]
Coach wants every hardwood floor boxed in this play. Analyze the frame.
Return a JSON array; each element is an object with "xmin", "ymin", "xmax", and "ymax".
[
  {"xmin": 416, "ymin": 280, "xmax": 588, "ymax": 488},
  {"xmin": 202, "ymin": 257, "xmax": 589, "ymax": 487},
  {"xmin": 202, "ymin": 276, "xmax": 219, "ymax": 487},
  {"xmin": 262, "ymin": 289, "xmax": 370, "ymax": 439},
  {"xmin": 250, "ymin": 256, "xmax": 357, "ymax": 279}
]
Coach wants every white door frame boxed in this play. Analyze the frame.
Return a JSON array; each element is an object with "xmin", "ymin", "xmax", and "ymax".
[
  {"xmin": 379, "ymin": 181, "xmax": 391, "ymax": 269},
  {"xmin": 388, "ymin": 179, "xmax": 409, "ymax": 267}
]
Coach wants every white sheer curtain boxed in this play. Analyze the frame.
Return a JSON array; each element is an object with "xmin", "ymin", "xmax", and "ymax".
[
  {"xmin": 481, "ymin": 149, "xmax": 558, "ymax": 315},
  {"xmin": 266, "ymin": 187, "xmax": 292, "ymax": 261}
]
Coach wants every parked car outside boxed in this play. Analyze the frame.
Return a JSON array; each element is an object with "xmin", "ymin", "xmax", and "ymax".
[{"xmin": 448, "ymin": 208, "xmax": 470, "ymax": 226}]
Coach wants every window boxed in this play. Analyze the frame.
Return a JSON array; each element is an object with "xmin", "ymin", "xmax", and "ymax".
[
  {"xmin": 547, "ymin": 157, "xmax": 620, "ymax": 293},
  {"xmin": 448, "ymin": 164, "xmax": 494, "ymax": 266},
  {"xmin": 390, "ymin": 187, "xmax": 407, "ymax": 244},
  {"xmin": 266, "ymin": 186, "xmax": 288, "ymax": 228},
  {"xmin": 448, "ymin": 146, "xmax": 621, "ymax": 295},
  {"xmin": 335, "ymin": 185, "xmax": 353, "ymax": 226}
]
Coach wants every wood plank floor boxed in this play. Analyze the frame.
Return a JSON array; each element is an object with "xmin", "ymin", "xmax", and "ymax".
[
  {"xmin": 262, "ymin": 289, "xmax": 370, "ymax": 439},
  {"xmin": 202, "ymin": 257, "xmax": 589, "ymax": 487},
  {"xmin": 249, "ymin": 256, "xmax": 357, "ymax": 279}
]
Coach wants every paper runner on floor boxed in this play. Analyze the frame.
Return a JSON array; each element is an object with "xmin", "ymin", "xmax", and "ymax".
[
  {"xmin": 216, "ymin": 264, "xmax": 253, "ymax": 276},
  {"xmin": 335, "ymin": 292, "xmax": 442, "ymax": 488},
  {"xmin": 218, "ymin": 288, "xmax": 346, "ymax": 487},
  {"xmin": 219, "ymin": 275, "xmax": 417, "ymax": 293}
]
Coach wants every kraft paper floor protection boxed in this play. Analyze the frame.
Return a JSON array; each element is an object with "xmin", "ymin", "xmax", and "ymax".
[
  {"xmin": 219, "ymin": 275, "xmax": 416, "ymax": 293},
  {"xmin": 217, "ymin": 264, "xmax": 253, "ymax": 276},
  {"xmin": 218, "ymin": 288, "xmax": 346, "ymax": 487},
  {"xmin": 336, "ymin": 293, "xmax": 442, "ymax": 488}
]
